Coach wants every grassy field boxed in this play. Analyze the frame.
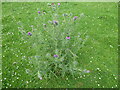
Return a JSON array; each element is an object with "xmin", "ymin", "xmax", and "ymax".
[{"xmin": 2, "ymin": 2, "xmax": 118, "ymax": 88}]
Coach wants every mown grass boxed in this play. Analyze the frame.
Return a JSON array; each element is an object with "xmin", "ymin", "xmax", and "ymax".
[{"xmin": 2, "ymin": 2, "xmax": 118, "ymax": 88}]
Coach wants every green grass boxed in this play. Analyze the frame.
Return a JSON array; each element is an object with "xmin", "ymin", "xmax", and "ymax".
[{"xmin": 2, "ymin": 2, "xmax": 118, "ymax": 88}]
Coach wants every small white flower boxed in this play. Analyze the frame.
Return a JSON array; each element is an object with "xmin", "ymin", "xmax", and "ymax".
[
  {"xmin": 86, "ymin": 70, "xmax": 90, "ymax": 73},
  {"xmin": 83, "ymin": 69, "xmax": 90, "ymax": 73},
  {"xmin": 38, "ymin": 71, "xmax": 42, "ymax": 80}
]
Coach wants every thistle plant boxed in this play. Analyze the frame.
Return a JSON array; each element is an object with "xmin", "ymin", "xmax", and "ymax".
[{"xmin": 17, "ymin": 3, "xmax": 89, "ymax": 80}]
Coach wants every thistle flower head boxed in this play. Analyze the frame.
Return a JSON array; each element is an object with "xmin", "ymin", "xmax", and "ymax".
[
  {"xmin": 58, "ymin": 3, "xmax": 61, "ymax": 5},
  {"xmin": 28, "ymin": 32, "xmax": 32, "ymax": 36},
  {"xmin": 51, "ymin": 3, "xmax": 54, "ymax": 5},
  {"xmin": 53, "ymin": 55, "xmax": 59, "ymax": 58},
  {"xmin": 66, "ymin": 36, "xmax": 71, "ymax": 39},
  {"xmin": 53, "ymin": 20, "xmax": 58, "ymax": 25},
  {"xmin": 73, "ymin": 16, "xmax": 78, "ymax": 20},
  {"xmin": 38, "ymin": 11, "xmax": 40, "ymax": 14}
]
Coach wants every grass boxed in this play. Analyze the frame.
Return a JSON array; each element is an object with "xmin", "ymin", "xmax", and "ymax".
[{"xmin": 2, "ymin": 2, "xmax": 118, "ymax": 88}]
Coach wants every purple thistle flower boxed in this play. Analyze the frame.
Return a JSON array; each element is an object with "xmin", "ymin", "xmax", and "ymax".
[
  {"xmin": 58, "ymin": 3, "xmax": 60, "ymax": 5},
  {"xmin": 28, "ymin": 32, "xmax": 32, "ymax": 36},
  {"xmin": 53, "ymin": 20, "xmax": 58, "ymax": 25},
  {"xmin": 38, "ymin": 11, "xmax": 40, "ymax": 14},
  {"xmin": 53, "ymin": 55, "xmax": 59, "ymax": 58},
  {"xmin": 66, "ymin": 36, "xmax": 71, "ymax": 39},
  {"xmin": 73, "ymin": 16, "xmax": 78, "ymax": 21}
]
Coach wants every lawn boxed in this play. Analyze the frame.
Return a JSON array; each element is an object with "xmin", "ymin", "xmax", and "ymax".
[{"xmin": 2, "ymin": 2, "xmax": 118, "ymax": 88}]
